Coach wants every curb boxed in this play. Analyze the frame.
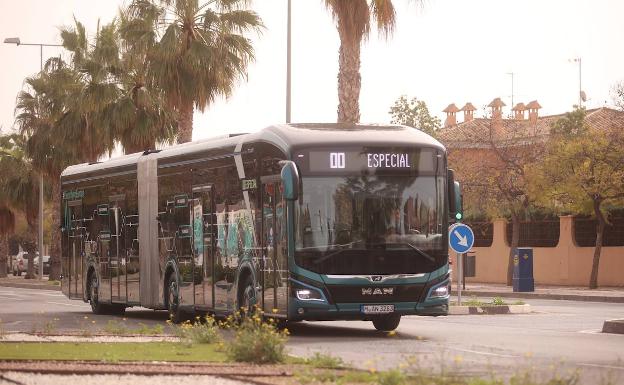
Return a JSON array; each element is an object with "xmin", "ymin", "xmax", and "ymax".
[
  {"xmin": 602, "ymin": 319, "xmax": 624, "ymax": 334},
  {"xmin": 449, "ymin": 304, "xmax": 531, "ymax": 315},
  {"xmin": 462, "ymin": 290, "xmax": 624, "ymax": 304},
  {"xmin": 0, "ymin": 281, "xmax": 61, "ymax": 291}
]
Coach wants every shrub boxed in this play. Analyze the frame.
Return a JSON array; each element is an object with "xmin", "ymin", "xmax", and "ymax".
[
  {"xmin": 173, "ymin": 316, "xmax": 221, "ymax": 345},
  {"xmin": 491, "ymin": 297, "xmax": 507, "ymax": 306},
  {"xmin": 226, "ymin": 315, "xmax": 288, "ymax": 364}
]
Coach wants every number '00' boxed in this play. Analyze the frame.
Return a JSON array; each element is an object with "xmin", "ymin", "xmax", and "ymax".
[{"xmin": 330, "ymin": 152, "xmax": 345, "ymax": 169}]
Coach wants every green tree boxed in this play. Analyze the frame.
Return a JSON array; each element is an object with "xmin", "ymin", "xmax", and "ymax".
[
  {"xmin": 0, "ymin": 134, "xmax": 40, "ymax": 279},
  {"xmin": 324, "ymin": 0, "xmax": 397, "ymax": 123},
  {"xmin": 125, "ymin": 0, "xmax": 263, "ymax": 143},
  {"xmin": 389, "ymin": 95, "xmax": 441, "ymax": 136},
  {"xmin": 530, "ymin": 107, "xmax": 624, "ymax": 289}
]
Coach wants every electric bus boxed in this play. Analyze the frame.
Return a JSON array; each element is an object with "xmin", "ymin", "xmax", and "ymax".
[{"xmin": 61, "ymin": 123, "xmax": 457, "ymax": 331}]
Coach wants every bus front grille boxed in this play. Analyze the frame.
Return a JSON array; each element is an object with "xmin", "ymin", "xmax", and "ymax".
[{"xmin": 325, "ymin": 284, "xmax": 425, "ymax": 304}]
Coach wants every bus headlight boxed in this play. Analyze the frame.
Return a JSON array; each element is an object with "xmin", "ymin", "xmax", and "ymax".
[
  {"xmin": 429, "ymin": 284, "xmax": 449, "ymax": 298},
  {"xmin": 296, "ymin": 288, "xmax": 324, "ymax": 301}
]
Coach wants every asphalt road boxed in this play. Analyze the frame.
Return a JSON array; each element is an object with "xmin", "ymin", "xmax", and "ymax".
[{"xmin": 1, "ymin": 287, "xmax": 623, "ymax": 383}]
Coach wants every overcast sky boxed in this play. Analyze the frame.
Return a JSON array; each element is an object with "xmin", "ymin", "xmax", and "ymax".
[{"xmin": 1, "ymin": 0, "xmax": 623, "ymax": 141}]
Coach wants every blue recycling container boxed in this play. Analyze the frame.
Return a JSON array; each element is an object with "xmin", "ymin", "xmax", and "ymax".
[{"xmin": 512, "ymin": 247, "xmax": 534, "ymax": 292}]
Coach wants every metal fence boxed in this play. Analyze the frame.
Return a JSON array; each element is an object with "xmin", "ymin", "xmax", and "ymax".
[
  {"xmin": 464, "ymin": 222, "xmax": 493, "ymax": 247},
  {"xmin": 505, "ymin": 220, "xmax": 560, "ymax": 247},
  {"xmin": 573, "ymin": 217, "xmax": 624, "ymax": 247}
]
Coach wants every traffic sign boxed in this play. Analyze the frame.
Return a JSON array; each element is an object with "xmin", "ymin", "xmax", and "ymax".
[{"xmin": 449, "ymin": 223, "xmax": 474, "ymax": 253}]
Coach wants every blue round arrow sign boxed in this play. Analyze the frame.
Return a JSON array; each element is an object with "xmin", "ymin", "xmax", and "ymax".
[{"xmin": 449, "ymin": 223, "xmax": 475, "ymax": 253}]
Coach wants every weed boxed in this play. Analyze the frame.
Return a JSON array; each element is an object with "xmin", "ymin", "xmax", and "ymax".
[
  {"xmin": 135, "ymin": 323, "xmax": 164, "ymax": 335},
  {"xmin": 173, "ymin": 316, "xmax": 221, "ymax": 346},
  {"xmin": 491, "ymin": 297, "xmax": 507, "ymax": 306},
  {"xmin": 0, "ymin": 319, "xmax": 5, "ymax": 339},
  {"xmin": 464, "ymin": 296, "xmax": 485, "ymax": 307},
  {"xmin": 377, "ymin": 368, "xmax": 406, "ymax": 385},
  {"xmin": 103, "ymin": 320, "xmax": 129, "ymax": 335},
  {"xmin": 306, "ymin": 351, "xmax": 345, "ymax": 369},
  {"xmin": 226, "ymin": 313, "xmax": 288, "ymax": 364},
  {"xmin": 42, "ymin": 320, "xmax": 57, "ymax": 335},
  {"xmin": 512, "ymin": 300, "xmax": 526, "ymax": 305}
]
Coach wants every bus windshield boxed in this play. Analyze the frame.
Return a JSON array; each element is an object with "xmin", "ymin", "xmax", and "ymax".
[{"xmin": 295, "ymin": 175, "xmax": 447, "ymax": 275}]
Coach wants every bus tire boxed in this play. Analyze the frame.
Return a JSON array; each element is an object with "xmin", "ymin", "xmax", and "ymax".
[
  {"xmin": 89, "ymin": 274, "xmax": 107, "ymax": 315},
  {"xmin": 166, "ymin": 274, "xmax": 183, "ymax": 323},
  {"xmin": 238, "ymin": 274, "xmax": 257, "ymax": 317},
  {"xmin": 372, "ymin": 314, "xmax": 401, "ymax": 332}
]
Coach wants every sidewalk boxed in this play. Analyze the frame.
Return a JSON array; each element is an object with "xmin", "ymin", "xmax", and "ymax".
[
  {"xmin": 0, "ymin": 275, "xmax": 61, "ymax": 291},
  {"xmin": 461, "ymin": 282, "xmax": 624, "ymax": 303}
]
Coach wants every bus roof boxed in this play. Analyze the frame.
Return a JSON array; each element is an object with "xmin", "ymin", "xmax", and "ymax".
[{"xmin": 62, "ymin": 123, "xmax": 445, "ymax": 178}]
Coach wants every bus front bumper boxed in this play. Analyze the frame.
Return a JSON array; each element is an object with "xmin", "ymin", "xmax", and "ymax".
[{"xmin": 287, "ymin": 296, "xmax": 449, "ymax": 321}]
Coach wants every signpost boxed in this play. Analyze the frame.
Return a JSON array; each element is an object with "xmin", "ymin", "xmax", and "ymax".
[{"xmin": 449, "ymin": 223, "xmax": 474, "ymax": 305}]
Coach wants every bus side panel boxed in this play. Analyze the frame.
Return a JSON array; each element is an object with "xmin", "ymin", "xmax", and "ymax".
[{"xmin": 138, "ymin": 157, "xmax": 160, "ymax": 308}]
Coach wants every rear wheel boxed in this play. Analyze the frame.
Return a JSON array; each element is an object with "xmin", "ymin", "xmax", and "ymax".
[
  {"xmin": 89, "ymin": 274, "xmax": 107, "ymax": 315},
  {"xmin": 372, "ymin": 314, "xmax": 401, "ymax": 332},
  {"xmin": 166, "ymin": 274, "xmax": 184, "ymax": 323}
]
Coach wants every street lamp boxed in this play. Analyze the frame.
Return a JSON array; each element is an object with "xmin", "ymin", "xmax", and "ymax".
[
  {"xmin": 4, "ymin": 36, "xmax": 63, "ymax": 280},
  {"xmin": 569, "ymin": 57, "xmax": 585, "ymax": 107},
  {"xmin": 286, "ymin": 0, "xmax": 292, "ymax": 124}
]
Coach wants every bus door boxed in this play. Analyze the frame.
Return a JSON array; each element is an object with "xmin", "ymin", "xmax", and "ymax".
[
  {"xmin": 109, "ymin": 197, "xmax": 126, "ymax": 302},
  {"xmin": 261, "ymin": 179, "xmax": 288, "ymax": 316},
  {"xmin": 192, "ymin": 185, "xmax": 214, "ymax": 308},
  {"xmin": 65, "ymin": 200, "xmax": 84, "ymax": 299}
]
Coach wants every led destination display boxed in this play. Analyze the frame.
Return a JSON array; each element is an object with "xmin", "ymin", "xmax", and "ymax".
[{"xmin": 300, "ymin": 148, "xmax": 439, "ymax": 174}]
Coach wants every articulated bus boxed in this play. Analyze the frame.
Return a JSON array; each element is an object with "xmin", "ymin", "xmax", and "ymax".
[{"xmin": 61, "ymin": 123, "xmax": 458, "ymax": 331}]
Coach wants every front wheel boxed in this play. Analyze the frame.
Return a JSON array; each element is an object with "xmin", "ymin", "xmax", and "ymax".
[
  {"xmin": 372, "ymin": 314, "xmax": 401, "ymax": 332},
  {"xmin": 238, "ymin": 275, "xmax": 257, "ymax": 317},
  {"xmin": 166, "ymin": 274, "xmax": 184, "ymax": 323}
]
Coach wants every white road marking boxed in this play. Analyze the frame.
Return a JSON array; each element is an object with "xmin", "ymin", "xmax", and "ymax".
[
  {"xmin": 45, "ymin": 301, "xmax": 88, "ymax": 308},
  {"xmin": 578, "ymin": 363, "xmax": 624, "ymax": 371},
  {"xmin": 448, "ymin": 346, "xmax": 518, "ymax": 359}
]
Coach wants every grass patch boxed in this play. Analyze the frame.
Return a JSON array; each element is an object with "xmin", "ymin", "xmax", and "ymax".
[
  {"xmin": 171, "ymin": 316, "xmax": 221, "ymax": 345},
  {"xmin": 226, "ymin": 313, "xmax": 289, "ymax": 364},
  {"xmin": 0, "ymin": 342, "xmax": 226, "ymax": 362},
  {"xmin": 512, "ymin": 300, "xmax": 526, "ymax": 305},
  {"xmin": 0, "ymin": 319, "xmax": 5, "ymax": 339},
  {"xmin": 305, "ymin": 352, "xmax": 346, "ymax": 369}
]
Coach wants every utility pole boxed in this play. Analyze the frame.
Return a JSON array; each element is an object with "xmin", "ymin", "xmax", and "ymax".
[
  {"xmin": 4, "ymin": 37, "xmax": 63, "ymax": 280},
  {"xmin": 506, "ymin": 72, "xmax": 514, "ymax": 107},
  {"xmin": 570, "ymin": 57, "xmax": 582, "ymax": 107},
  {"xmin": 286, "ymin": 0, "xmax": 292, "ymax": 123}
]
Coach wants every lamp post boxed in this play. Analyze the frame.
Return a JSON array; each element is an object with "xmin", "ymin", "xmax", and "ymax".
[
  {"xmin": 4, "ymin": 37, "xmax": 63, "ymax": 280},
  {"xmin": 570, "ymin": 57, "xmax": 583, "ymax": 107},
  {"xmin": 286, "ymin": 0, "xmax": 292, "ymax": 123}
]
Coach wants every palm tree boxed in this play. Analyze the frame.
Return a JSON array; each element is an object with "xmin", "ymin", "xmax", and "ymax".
[
  {"xmin": 0, "ymin": 134, "xmax": 40, "ymax": 279},
  {"xmin": 324, "ymin": 0, "xmax": 398, "ymax": 123},
  {"xmin": 0, "ymin": 206, "xmax": 16, "ymax": 278},
  {"xmin": 125, "ymin": 0, "xmax": 263, "ymax": 143}
]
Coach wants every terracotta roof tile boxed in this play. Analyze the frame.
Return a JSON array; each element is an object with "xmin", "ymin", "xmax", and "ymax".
[
  {"xmin": 437, "ymin": 107, "xmax": 624, "ymax": 149},
  {"xmin": 443, "ymin": 103, "xmax": 460, "ymax": 113},
  {"xmin": 460, "ymin": 103, "xmax": 477, "ymax": 111},
  {"xmin": 488, "ymin": 97, "xmax": 506, "ymax": 108},
  {"xmin": 512, "ymin": 103, "xmax": 526, "ymax": 111}
]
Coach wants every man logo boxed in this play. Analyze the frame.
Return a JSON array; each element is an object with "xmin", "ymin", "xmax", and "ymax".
[
  {"xmin": 361, "ymin": 287, "xmax": 394, "ymax": 296},
  {"xmin": 330, "ymin": 152, "xmax": 345, "ymax": 169},
  {"xmin": 371, "ymin": 276, "xmax": 383, "ymax": 282}
]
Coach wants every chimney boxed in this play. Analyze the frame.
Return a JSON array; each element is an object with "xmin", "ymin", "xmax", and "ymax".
[
  {"xmin": 460, "ymin": 102, "xmax": 477, "ymax": 122},
  {"xmin": 443, "ymin": 103, "xmax": 460, "ymax": 127},
  {"xmin": 512, "ymin": 102, "xmax": 526, "ymax": 120},
  {"xmin": 488, "ymin": 97, "xmax": 506, "ymax": 120},
  {"xmin": 526, "ymin": 100, "xmax": 542, "ymax": 124}
]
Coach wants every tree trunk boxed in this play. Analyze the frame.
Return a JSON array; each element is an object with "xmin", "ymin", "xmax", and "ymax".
[
  {"xmin": 589, "ymin": 199, "xmax": 605, "ymax": 289},
  {"xmin": 336, "ymin": 36, "xmax": 361, "ymax": 123},
  {"xmin": 0, "ymin": 234, "xmax": 8, "ymax": 278},
  {"xmin": 507, "ymin": 212, "xmax": 520, "ymax": 286},
  {"xmin": 49, "ymin": 178, "xmax": 62, "ymax": 281},
  {"xmin": 177, "ymin": 101, "xmax": 194, "ymax": 143},
  {"xmin": 23, "ymin": 230, "xmax": 37, "ymax": 279}
]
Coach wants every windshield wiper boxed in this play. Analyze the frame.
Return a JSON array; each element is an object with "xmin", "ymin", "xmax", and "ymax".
[{"xmin": 388, "ymin": 242, "xmax": 436, "ymax": 263}]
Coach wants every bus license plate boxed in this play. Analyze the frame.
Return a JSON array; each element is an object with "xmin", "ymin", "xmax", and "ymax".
[{"xmin": 361, "ymin": 304, "xmax": 394, "ymax": 314}]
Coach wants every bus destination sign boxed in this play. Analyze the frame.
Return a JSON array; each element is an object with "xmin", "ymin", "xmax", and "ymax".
[{"xmin": 304, "ymin": 149, "xmax": 436, "ymax": 174}]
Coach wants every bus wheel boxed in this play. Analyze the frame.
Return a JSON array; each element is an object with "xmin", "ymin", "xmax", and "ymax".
[
  {"xmin": 89, "ymin": 274, "xmax": 106, "ymax": 315},
  {"xmin": 167, "ymin": 274, "xmax": 183, "ymax": 323},
  {"xmin": 239, "ymin": 275, "xmax": 257, "ymax": 317},
  {"xmin": 372, "ymin": 314, "xmax": 401, "ymax": 332}
]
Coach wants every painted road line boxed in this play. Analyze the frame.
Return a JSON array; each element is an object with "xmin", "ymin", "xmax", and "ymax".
[
  {"xmin": 578, "ymin": 363, "xmax": 624, "ymax": 371},
  {"xmin": 448, "ymin": 347, "xmax": 518, "ymax": 359},
  {"xmin": 45, "ymin": 301, "xmax": 88, "ymax": 308}
]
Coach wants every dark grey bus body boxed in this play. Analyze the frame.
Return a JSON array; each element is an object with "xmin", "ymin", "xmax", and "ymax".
[{"xmin": 60, "ymin": 123, "xmax": 452, "ymax": 323}]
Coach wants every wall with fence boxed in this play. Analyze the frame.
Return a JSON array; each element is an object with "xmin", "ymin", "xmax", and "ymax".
[{"xmin": 451, "ymin": 216, "xmax": 624, "ymax": 287}]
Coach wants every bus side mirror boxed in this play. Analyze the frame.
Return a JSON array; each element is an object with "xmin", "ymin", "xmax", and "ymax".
[
  {"xmin": 279, "ymin": 160, "xmax": 300, "ymax": 201},
  {"xmin": 447, "ymin": 169, "xmax": 457, "ymax": 217}
]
